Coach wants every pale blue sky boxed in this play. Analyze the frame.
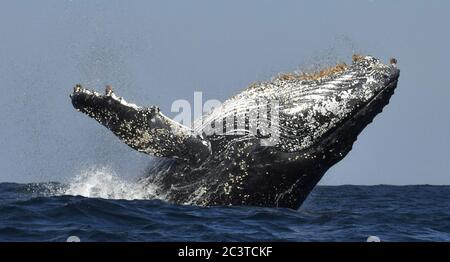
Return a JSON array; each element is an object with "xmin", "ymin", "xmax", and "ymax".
[{"xmin": 0, "ymin": 0, "xmax": 449, "ymax": 184}]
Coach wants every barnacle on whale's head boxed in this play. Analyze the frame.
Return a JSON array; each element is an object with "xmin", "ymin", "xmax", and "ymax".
[{"xmin": 277, "ymin": 62, "xmax": 348, "ymax": 81}]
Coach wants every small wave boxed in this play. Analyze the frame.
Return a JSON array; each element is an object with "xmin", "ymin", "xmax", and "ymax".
[{"xmin": 61, "ymin": 166, "xmax": 160, "ymax": 201}]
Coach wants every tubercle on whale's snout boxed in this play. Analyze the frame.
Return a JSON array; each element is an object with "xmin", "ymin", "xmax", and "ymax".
[
  {"xmin": 70, "ymin": 84, "xmax": 94, "ymax": 112},
  {"xmin": 70, "ymin": 84, "xmax": 100, "ymax": 98}
]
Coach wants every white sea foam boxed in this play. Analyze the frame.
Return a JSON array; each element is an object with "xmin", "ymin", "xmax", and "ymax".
[{"xmin": 61, "ymin": 166, "xmax": 159, "ymax": 200}]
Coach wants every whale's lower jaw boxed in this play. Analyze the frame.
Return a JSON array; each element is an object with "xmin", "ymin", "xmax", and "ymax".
[{"xmin": 144, "ymin": 75, "xmax": 398, "ymax": 209}]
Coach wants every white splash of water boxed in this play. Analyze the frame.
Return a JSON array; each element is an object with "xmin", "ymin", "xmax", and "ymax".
[{"xmin": 62, "ymin": 166, "xmax": 160, "ymax": 200}]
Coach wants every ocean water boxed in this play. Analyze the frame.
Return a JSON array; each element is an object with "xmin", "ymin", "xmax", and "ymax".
[{"xmin": 0, "ymin": 170, "xmax": 449, "ymax": 242}]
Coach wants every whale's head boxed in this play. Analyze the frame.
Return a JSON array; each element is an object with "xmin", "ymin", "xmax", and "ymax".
[{"xmin": 273, "ymin": 55, "xmax": 400, "ymax": 158}]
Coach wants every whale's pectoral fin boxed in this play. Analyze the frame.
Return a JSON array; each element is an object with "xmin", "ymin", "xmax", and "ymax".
[
  {"xmin": 133, "ymin": 106, "xmax": 211, "ymax": 163},
  {"xmin": 70, "ymin": 85, "xmax": 211, "ymax": 164}
]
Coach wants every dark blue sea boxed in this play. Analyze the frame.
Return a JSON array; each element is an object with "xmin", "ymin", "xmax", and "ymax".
[{"xmin": 0, "ymin": 183, "xmax": 449, "ymax": 242}]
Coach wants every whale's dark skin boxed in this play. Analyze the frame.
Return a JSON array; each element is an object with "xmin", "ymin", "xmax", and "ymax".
[{"xmin": 70, "ymin": 55, "xmax": 400, "ymax": 209}]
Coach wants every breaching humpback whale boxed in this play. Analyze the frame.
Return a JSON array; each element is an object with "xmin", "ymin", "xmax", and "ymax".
[{"xmin": 70, "ymin": 55, "xmax": 400, "ymax": 209}]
